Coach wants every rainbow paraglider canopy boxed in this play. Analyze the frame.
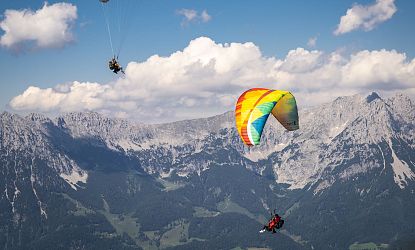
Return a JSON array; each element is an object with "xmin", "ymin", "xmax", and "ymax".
[{"xmin": 235, "ymin": 88, "xmax": 299, "ymax": 146}]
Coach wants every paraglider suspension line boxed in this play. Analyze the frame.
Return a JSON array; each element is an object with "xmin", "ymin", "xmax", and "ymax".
[
  {"xmin": 101, "ymin": 2, "xmax": 115, "ymax": 57},
  {"xmin": 115, "ymin": 0, "xmax": 134, "ymax": 58}
]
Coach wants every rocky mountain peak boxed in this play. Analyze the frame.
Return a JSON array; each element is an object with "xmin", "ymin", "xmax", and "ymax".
[{"xmin": 365, "ymin": 91, "xmax": 381, "ymax": 103}]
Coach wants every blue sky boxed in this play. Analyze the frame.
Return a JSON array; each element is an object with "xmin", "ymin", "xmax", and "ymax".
[{"xmin": 1, "ymin": 0, "xmax": 414, "ymax": 122}]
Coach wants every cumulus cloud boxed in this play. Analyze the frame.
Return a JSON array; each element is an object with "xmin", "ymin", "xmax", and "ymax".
[
  {"xmin": 334, "ymin": 0, "xmax": 396, "ymax": 35},
  {"xmin": 177, "ymin": 9, "xmax": 211, "ymax": 26},
  {"xmin": 10, "ymin": 83, "xmax": 110, "ymax": 113},
  {"xmin": 9, "ymin": 37, "xmax": 415, "ymax": 122},
  {"xmin": 0, "ymin": 2, "xmax": 77, "ymax": 50}
]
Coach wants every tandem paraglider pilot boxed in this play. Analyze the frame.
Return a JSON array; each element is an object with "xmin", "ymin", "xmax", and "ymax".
[
  {"xmin": 260, "ymin": 210, "xmax": 284, "ymax": 234},
  {"xmin": 108, "ymin": 58, "xmax": 124, "ymax": 74}
]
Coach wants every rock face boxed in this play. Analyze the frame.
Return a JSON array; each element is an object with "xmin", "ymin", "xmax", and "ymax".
[{"xmin": 0, "ymin": 92, "xmax": 414, "ymax": 249}]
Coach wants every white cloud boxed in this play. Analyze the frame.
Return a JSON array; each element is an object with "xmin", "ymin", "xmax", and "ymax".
[
  {"xmin": 341, "ymin": 50, "xmax": 414, "ymax": 89},
  {"xmin": 9, "ymin": 37, "xmax": 415, "ymax": 122},
  {"xmin": 334, "ymin": 0, "xmax": 396, "ymax": 35},
  {"xmin": 176, "ymin": 9, "xmax": 197, "ymax": 22},
  {"xmin": 10, "ymin": 83, "xmax": 111, "ymax": 112},
  {"xmin": 307, "ymin": 36, "xmax": 317, "ymax": 48},
  {"xmin": 200, "ymin": 10, "xmax": 212, "ymax": 23},
  {"xmin": 280, "ymin": 48, "xmax": 323, "ymax": 73},
  {"xmin": 0, "ymin": 2, "xmax": 77, "ymax": 50},
  {"xmin": 177, "ymin": 9, "xmax": 211, "ymax": 26}
]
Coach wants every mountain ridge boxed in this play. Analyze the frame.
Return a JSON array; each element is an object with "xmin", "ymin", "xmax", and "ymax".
[
  {"xmin": 1, "ymin": 91, "xmax": 414, "ymax": 249},
  {"xmin": 1, "ymin": 91, "xmax": 414, "ymax": 190}
]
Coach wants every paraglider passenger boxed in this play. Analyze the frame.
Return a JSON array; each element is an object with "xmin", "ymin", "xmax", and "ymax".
[
  {"xmin": 108, "ymin": 58, "xmax": 124, "ymax": 74},
  {"xmin": 259, "ymin": 211, "xmax": 284, "ymax": 234}
]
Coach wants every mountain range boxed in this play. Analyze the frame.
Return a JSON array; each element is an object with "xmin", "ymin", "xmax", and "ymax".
[{"xmin": 1, "ymin": 92, "xmax": 414, "ymax": 249}]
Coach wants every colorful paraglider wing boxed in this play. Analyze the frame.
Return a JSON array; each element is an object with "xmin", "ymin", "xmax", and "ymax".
[
  {"xmin": 271, "ymin": 92, "xmax": 299, "ymax": 131},
  {"xmin": 235, "ymin": 88, "xmax": 299, "ymax": 146}
]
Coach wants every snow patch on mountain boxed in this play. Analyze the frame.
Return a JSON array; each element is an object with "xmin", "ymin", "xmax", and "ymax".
[
  {"xmin": 328, "ymin": 121, "xmax": 348, "ymax": 142},
  {"xmin": 313, "ymin": 179, "xmax": 334, "ymax": 195},
  {"xmin": 391, "ymin": 148, "xmax": 415, "ymax": 189},
  {"xmin": 30, "ymin": 157, "xmax": 47, "ymax": 219},
  {"xmin": 60, "ymin": 168, "xmax": 88, "ymax": 190}
]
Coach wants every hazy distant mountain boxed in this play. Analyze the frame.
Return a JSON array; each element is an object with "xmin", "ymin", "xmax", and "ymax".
[{"xmin": 1, "ymin": 92, "xmax": 414, "ymax": 249}]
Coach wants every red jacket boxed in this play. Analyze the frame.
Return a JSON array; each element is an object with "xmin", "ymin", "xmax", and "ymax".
[{"xmin": 268, "ymin": 216, "xmax": 281, "ymax": 228}]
